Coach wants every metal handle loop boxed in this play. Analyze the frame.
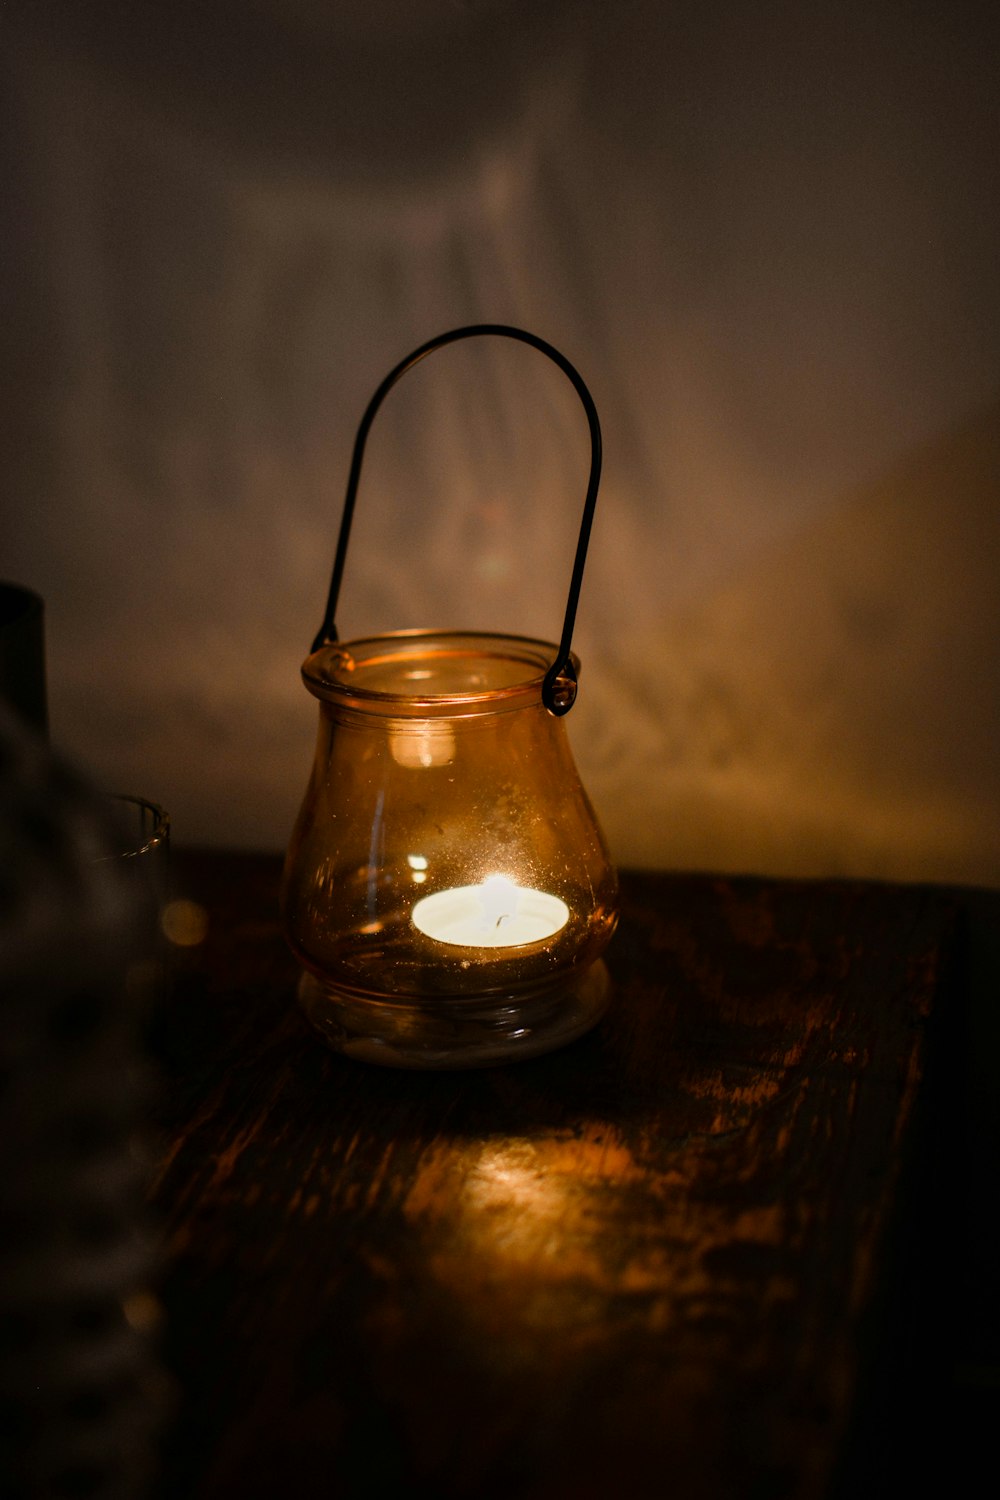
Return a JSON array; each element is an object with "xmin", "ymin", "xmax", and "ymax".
[{"xmin": 311, "ymin": 323, "xmax": 603, "ymax": 715}]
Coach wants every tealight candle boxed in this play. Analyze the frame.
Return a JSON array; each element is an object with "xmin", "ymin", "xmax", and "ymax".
[{"xmin": 412, "ymin": 875, "xmax": 569, "ymax": 949}]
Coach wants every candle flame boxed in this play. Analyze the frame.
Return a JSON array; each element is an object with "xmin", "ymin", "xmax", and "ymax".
[{"xmin": 479, "ymin": 874, "xmax": 519, "ymax": 930}]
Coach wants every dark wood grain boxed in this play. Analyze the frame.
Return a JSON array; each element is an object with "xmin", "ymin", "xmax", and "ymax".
[{"xmin": 150, "ymin": 854, "xmax": 958, "ymax": 1500}]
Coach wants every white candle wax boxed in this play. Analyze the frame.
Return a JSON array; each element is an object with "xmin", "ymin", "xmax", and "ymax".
[{"xmin": 412, "ymin": 874, "xmax": 569, "ymax": 949}]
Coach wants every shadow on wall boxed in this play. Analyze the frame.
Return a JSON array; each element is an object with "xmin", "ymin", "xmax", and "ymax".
[{"xmin": 575, "ymin": 399, "xmax": 1000, "ymax": 885}]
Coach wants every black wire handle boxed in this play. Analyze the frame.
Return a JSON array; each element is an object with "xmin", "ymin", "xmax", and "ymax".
[{"xmin": 310, "ymin": 323, "xmax": 602, "ymax": 716}]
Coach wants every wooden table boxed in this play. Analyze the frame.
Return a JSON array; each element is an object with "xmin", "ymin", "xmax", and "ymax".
[{"xmin": 149, "ymin": 853, "xmax": 988, "ymax": 1499}]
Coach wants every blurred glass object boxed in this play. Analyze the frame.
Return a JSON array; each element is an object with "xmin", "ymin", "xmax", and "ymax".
[
  {"xmin": 0, "ymin": 709, "xmax": 165, "ymax": 1499},
  {"xmin": 101, "ymin": 796, "xmax": 170, "ymax": 864}
]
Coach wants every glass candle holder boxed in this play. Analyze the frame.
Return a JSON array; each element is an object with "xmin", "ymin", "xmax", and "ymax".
[{"xmin": 282, "ymin": 630, "xmax": 619, "ymax": 1067}]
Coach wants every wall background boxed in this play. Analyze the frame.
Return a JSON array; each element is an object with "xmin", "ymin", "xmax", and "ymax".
[{"xmin": 4, "ymin": 0, "xmax": 999, "ymax": 883}]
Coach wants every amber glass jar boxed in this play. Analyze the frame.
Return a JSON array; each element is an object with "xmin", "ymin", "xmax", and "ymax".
[{"xmin": 282, "ymin": 629, "xmax": 618, "ymax": 1067}]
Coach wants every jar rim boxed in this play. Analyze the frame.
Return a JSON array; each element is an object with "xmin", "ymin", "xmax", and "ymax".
[{"xmin": 301, "ymin": 630, "xmax": 578, "ymax": 717}]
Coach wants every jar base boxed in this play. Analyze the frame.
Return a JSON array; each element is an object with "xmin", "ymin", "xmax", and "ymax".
[{"xmin": 296, "ymin": 963, "xmax": 611, "ymax": 1069}]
